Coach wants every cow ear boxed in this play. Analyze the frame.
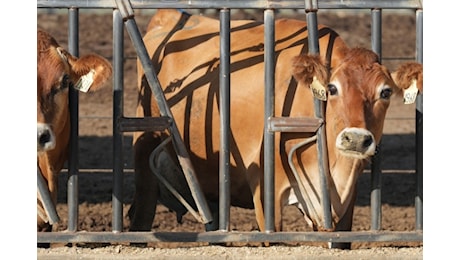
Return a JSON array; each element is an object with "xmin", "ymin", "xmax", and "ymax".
[
  {"xmin": 391, "ymin": 62, "xmax": 423, "ymax": 104},
  {"xmin": 292, "ymin": 54, "xmax": 329, "ymax": 101},
  {"xmin": 69, "ymin": 54, "xmax": 112, "ymax": 93},
  {"xmin": 291, "ymin": 54, "xmax": 328, "ymax": 86}
]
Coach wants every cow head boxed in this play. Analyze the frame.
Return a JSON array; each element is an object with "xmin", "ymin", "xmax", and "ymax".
[
  {"xmin": 291, "ymin": 47, "xmax": 422, "ymax": 230},
  {"xmin": 37, "ymin": 29, "xmax": 112, "ymax": 231}
]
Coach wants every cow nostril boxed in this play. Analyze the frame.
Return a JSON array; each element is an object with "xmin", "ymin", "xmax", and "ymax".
[
  {"xmin": 342, "ymin": 133, "xmax": 352, "ymax": 145},
  {"xmin": 39, "ymin": 131, "xmax": 51, "ymax": 145},
  {"xmin": 362, "ymin": 135, "xmax": 373, "ymax": 148}
]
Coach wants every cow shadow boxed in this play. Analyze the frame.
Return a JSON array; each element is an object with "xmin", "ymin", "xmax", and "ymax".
[{"xmin": 57, "ymin": 133, "xmax": 419, "ymax": 207}]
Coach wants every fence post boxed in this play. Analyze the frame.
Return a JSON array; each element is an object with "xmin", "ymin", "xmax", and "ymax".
[
  {"xmin": 67, "ymin": 7, "xmax": 80, "ymax": 233},
  {"xmin": 112, "ymin": 8, "xmax": 125, "ymax": 233}
]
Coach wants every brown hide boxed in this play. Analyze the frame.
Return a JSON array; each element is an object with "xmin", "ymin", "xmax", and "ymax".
[
  {"xmin": 37, "ymin": 29, "xmax": 112, "ymax": 231},
  {"xmin": 129, "ymin": 9, "xmax": 422, "ymax": 234}
]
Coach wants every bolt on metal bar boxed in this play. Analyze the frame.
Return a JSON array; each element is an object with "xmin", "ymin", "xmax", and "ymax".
[
  {"xmin": 219, "ymin": 8, "xmax": 231, "ymax": 231},
  {"xmin": 112, "ymin": 8, "xmax": 124, "ymax": 233},
  {"xmin": 114, "ymin": 0, "xmax": 213, "ymax": 224},
  {"xmin": 415, "ymin": 8, "xmax": 423, "ymax": 231},
  {"xmin": 67, "ymin": 7, "xmax": 79, "ymax": 233},
  {"xmin": 305, "ymin": 1, "xmax": 333, "ymax": 230},
  {"xmin": 370, "ymin": 8, "xmax": 382, "ymax": 231},
  {"xmin": 263, "ymin": 8, "xmax": 276, "ymax": 233}
]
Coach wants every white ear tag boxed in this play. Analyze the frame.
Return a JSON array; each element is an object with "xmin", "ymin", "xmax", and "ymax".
[
  {"xmin": 403, "ymin": 79, "xmax": 418, "ymax": 104},
  {"xmin": 74, "ymin": 69, "xmax": 95, "ymax": 93},
  {"xmin": 310, "ymin": 76, "xmax": 327, "ymax": 101}
]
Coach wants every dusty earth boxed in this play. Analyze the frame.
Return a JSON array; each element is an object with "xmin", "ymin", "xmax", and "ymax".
[{"xmin": 37, "ymin": 8, "xmax": 422, "ymax": 259}]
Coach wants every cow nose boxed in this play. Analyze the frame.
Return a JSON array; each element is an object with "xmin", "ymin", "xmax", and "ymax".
[
  {"xmin": 336, "ymin": 127, "xmax": 376, "ymax": 159},
  {"xmin": 39, "ymin": 130, "xmax": 51, "ymax": 145},
  {"xmin": 37, "ymin": 123, "xmax": 56, "ymax": 152}
]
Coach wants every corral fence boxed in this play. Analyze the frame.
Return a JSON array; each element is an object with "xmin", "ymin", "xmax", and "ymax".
[{"xmin": 37, "ymin": 0, "xmax": 423, "ymax": 246}]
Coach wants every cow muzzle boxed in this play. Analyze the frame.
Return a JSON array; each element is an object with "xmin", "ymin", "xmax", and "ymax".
[
  {"xmin": 335, "ymin": 127, "xmax": 376, "ymax": 159},
  {"xmin": 37, "ymin": 123, "xmax": 56, "ymax": 152}
]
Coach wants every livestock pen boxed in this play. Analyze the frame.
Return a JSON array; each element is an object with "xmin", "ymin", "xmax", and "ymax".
[{"xmin": 37, "ymin": 0, "xmax": 423, "ymax": 249}]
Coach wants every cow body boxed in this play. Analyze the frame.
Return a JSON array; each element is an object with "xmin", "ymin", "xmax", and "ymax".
[
  {"xmin": 37, "ymin": 29, "xmax": 112, "ymax": 232},
  {"xmin": 129, "ymin": 9, "xmax": 422, "ymax": 246}
]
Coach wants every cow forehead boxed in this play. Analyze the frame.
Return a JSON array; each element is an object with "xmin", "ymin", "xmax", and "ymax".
[{"xmin": 330, "ymin": 48, "xmax": 394, "ymax": 99}]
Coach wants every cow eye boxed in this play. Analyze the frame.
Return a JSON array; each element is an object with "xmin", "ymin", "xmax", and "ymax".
[
  {"xmin": 380, "ymin": 88, "xmax": 392, "ymax": 99},
  {"xmin": 61, "ymin": 74, "xmax": 71, "ymax": 90},
  {"xmin": 327, "ymin": 84, "xmax": 338, "ymax": 96}
]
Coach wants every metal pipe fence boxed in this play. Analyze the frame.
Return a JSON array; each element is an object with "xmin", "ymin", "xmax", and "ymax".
[{"xmin": 37, "ymin": 0, "xmax": 423, "ymax": 245}]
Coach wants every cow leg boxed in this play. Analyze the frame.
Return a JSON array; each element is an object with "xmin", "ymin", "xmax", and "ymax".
[
  {"xmin": 129, "ymin": 133, "xmax": 161, "ymax": 232},
  {"xmin": 252, "ymin": 185, "xmax": 265, "ymax": 232},
  {"xmin": 328, "ymin": 188, "xmax": 357, "ymax": 249}
]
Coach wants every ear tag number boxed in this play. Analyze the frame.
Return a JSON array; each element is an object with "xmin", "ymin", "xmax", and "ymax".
[
  {"xmin": 403, "ymin": 79, "xmax": 418, "ymax": 104},
  {"xmin": 311, "ymin": 76, "xmax": 327, "ymax": 101},
  {"xmin": 74, "ymin": 69, "xmax": 95, "ymax": 93}
]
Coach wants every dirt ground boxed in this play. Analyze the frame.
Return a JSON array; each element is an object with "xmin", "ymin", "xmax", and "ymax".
[{"xmin": 37, "ymin": 9, "xmax": 422, "ymax": 259}]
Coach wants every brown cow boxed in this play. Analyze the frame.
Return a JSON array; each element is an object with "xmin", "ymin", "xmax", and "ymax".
[
  {"xmin": 128, "ymin": 9, "xmax": 422, "ymax": 248},
  {"xmin": 37, "ymin": 29, "xmax": 112, "ymax": 232}
]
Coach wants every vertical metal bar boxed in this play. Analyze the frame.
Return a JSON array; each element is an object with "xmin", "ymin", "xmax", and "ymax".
[
  {"xmin": 112, "ymin": 9, "xmax": 124, "ymax": 233},
  {"xmin": 219, "ymin": 8, "xmax": 231, "ymax": 231},
  {"xmin": 115, "ymin": 0, "xmax": 213, "ymax": 223},
  {"xmin": 305, "ymin": 1, "xmax": 333, "ymax": 230},
  {"xmin": 370, "ymin": 8, "xmax": 382, "ymax": 231},
  {"xmin": 415, "ymin": 9, "xmax": 423, "ymax": 231},
  {"xmin": 264, "ymin": 9, "xmax": 275, "ymax": 233},
  {"xmin": 67, "ymin": 7, "xmax": 79, "ymax": 233}
]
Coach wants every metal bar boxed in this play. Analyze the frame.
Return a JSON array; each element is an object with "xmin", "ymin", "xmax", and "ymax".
[
  {"xmin": 114, "ymin": 0, "xmax": 213, "ymax": 224},
  {"xmin": 370, "ymin": 8, "xmax": 382, "ymax": 231},
  {"xmin": 219, "ymin": 8, "xmax": 231, "ymax": 231},
  {"xmin": 37, "ymin": 168, "xmax": 60, "ymax": 225},
  {"xmin": 37, "ymin": 0, "xmax": 423, "ymax": 9},
  {"xmin": 117, "ymin": 117, "xmax": 172, "ymax": 132},
  {"xmin": 67, "ymin": 7, "xmax": 79, "ymax": 233},
  {"xmin": 263, "ymin": 8, "xmax": 275, "ymax": 233},
  {"xmin": 415, "ymin": 9, "xmax": 423, "ymax": 231},
  {"xmin": 112, "ymin": 8, "xmax": 124, "ymax": 233},
  {"xmin": 38, "ymin": 230, "xmax": 423, "ymax": 244},
  {"xmin": 268, "ymin": 117, "xmax": 323, "ymax": 133},
  {"xmin": 305, "ymin": 3, "xmax": 333, "ymax": 230}
]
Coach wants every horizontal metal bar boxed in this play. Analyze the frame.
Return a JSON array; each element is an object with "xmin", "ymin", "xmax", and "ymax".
[
  {"xmin": 117, "ymin": 116, "xmax": 171, "ymax": 132},
  {"xmin": 37, "ymin": 230, "xmax": 423, "ymax": 244},
  {"xmin": 37, "ymin": 0, "xmax": 422, "ymax": 9},
  {"xmin": 268, "ymin": 117, "xmax": 323, "ymax": 133}
]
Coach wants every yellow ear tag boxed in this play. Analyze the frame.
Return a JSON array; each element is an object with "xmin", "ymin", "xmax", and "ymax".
[
  {"xmin": 310, "ymin": 76, "xmax": 327, "ymax": 101},
  {"xmin": 74, "ymin": 69, "xmax": 95, "ymax": 93},
  {"xmin": 403, "ymin": 79, "xmax": 418, "ymax": 104}
]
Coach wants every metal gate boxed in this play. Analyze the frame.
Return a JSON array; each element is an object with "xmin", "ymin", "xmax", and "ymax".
[{"xmin": 37, "ymin": 0, "xmax": 423, "ymax": 245}]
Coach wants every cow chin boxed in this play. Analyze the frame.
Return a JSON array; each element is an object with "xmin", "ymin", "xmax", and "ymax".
[{"xmin": 337, "ymin": 148, "xmax": 375, "ymax": 160}]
